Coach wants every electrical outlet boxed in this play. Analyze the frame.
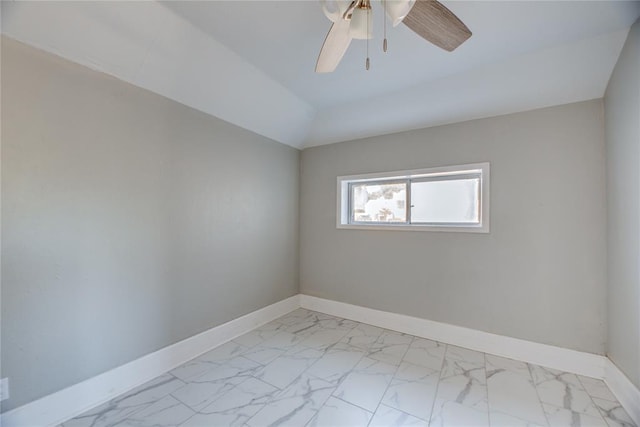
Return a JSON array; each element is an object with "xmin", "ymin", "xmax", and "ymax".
[{"xmin": 0, "ymin": 378, "xmax": 8, "ymax": 401}]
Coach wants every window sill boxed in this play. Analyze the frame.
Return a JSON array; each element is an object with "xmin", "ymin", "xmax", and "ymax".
[{"xmin": 336, "ymin": 223, "xmax": 490, "ymax": 233}]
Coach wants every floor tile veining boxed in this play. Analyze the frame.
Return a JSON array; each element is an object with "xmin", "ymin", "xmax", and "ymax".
[{"xmin": 63, "ymin": 309, "xmax": 636, "ymax": 427}]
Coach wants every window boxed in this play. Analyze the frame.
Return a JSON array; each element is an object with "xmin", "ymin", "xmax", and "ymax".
[{"xmin": 337, "ymin": 163, "xmax": 489, "ymax": 232}]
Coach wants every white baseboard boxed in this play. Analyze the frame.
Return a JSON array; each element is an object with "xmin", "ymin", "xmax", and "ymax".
[
  {"xmin": 5, "ymin": 293, "xmax": 639, "ymax": 427},
  {"xmin": 300, "ymin": 295, "xmax": 606, "ymax": 379},
  {"xmin": 604, "ymin": 358, "xmax": 640, "ymax": 426},
  {"xmin": 1, "ymin": 295, "xmax": 300, "ymax": 427}
]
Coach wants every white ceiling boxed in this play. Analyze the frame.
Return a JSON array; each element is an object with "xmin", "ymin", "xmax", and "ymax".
[{"xmin": 2, "ymin": 1, "xmax": 639, "ymax": 148}]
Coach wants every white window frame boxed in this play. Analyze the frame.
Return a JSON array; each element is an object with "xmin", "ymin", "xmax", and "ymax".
[{"xmin": 337, "ymin": 162, "xmax": 490, "ymax": 233}]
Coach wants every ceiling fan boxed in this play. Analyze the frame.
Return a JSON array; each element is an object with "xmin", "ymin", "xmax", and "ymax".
[{"xmin": 316, "ymin": 0, "xmax": 472, "ymax": 73}]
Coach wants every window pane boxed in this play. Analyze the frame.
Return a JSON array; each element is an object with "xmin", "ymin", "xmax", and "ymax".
[
  {"xmin": 351, "ymin": 182, "xmax": 407, "ymax": 223},
  {"xmin": 411, "ymin": 178, "xmax": 479, "ymax": 223}
]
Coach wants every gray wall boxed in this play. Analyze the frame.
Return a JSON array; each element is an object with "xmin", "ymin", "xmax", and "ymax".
[
  {"xmin": 1, "ymin": 38, "xmax": 299, "ymax": 411},
  {"xmin": 300, "ymin": 100, "xmax": 607, "ymax": 354},
  {"xmin": 605, "ymin": 19, "xmax": 640, "ymax": 389}
]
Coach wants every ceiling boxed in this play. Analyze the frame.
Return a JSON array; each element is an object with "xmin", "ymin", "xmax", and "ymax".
[{"xmin": 2, "ymin": 1, "xmax": 639, "ymax": 149}]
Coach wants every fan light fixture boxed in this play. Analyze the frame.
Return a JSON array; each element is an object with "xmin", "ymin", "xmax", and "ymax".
[
  {"xmin": 316, "ymin": 0, "xmax": 472, "ymax": 73},
  {"xmin": 349, "ymin": 2, "xmax": 372, "ymax": 40}
]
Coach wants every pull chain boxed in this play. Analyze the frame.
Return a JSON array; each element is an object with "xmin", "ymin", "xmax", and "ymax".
[
  {"xmin": 383, "ymin": 0, "xmax": 388, "ymax": 52},
  {"xmin": 365, "ymin": 6, "xmax": 370, "ymax": 70}
]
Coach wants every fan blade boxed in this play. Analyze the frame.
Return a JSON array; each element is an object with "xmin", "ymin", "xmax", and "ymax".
[
  {"xmin": 315, "ymin": 19, "xmax": 352, "ymax": 73},
  {"xmin": 403, "ymin": 0, "xmax": 471, "ymax": 52}
]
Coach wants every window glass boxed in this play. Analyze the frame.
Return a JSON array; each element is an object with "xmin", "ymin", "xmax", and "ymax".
[
  {"xmin": 351, "ymin": 182, "xmax": 406, "ymax": 223},
  {"xmin": 410, "ymin": 177, "xmax": 479, "ymax": 224}
]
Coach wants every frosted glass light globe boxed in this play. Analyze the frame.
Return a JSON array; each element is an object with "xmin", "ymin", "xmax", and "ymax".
[
  {"xmin": 384, "ymin": 0, "xmax": 416, "ymax": 26},
  {"xmin": 350, "ymin": 7, "xmax": 373, "ymax": 39}
]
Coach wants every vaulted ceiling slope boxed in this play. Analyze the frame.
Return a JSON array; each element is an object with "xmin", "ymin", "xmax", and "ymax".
[{"xmin": 2, "ymin": 1, "xmax": 639, "ymax": 149}]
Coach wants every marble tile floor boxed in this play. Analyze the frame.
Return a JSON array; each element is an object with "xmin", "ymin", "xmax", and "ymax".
[{"xmin": 62, "ymin": 309, "xmax": 636, "ymax": 427}]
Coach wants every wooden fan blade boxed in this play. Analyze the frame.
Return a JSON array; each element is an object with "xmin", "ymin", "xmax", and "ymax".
[
  {"xmin": 315, "ymin": 19, "xmax": 352, "ymax": 73},
  {"xmin": 403, "ymin": 0, "xmax": 471, "ymax": 52}
]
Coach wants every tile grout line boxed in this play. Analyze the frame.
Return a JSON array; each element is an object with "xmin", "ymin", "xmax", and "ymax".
[
  {"xmin": 332, "ymin": 395, "xmax": 374, "ymax": 415},
  {"xmin": 177, "ymin": 369, "xmax": 259, "ymax": 426},
  {"xmin": 527, "ymin": 362, "xmax": 551, "ymax": 427},
  {"xmin": 483, "ymin": 352, "xmax": 491, "ymax": 427},
  {"xmin": 302, "ymin": 328, "xmax": 368, "ymax": 427},
  {"xmin": 426, "ymin": 343, "xmax": 450, "ymax": 426},
  {"xmin": 183, "ymin": 311, "xmax": 323, "ymax": 427},
  {"xmin": 243, "ymin": 310, "xmax": 340, "ymax": 427},
  {"xmin": 577, "ymin": 375, "xmax": 629, "ymax": 426},
  {"xmin": 366, "ymin": 332, "xmax": 415, "ymax": 426},
  {"xmin": 296, "ymin": 314, "xmax": 366, "ymax": 426},
  {"xmin": 325, "ymin": 326, "xmax": 385, "ymax": 424},
  {"xmin": 171, "ymin": 343, "xmax": 265, "ymax": 426},
  {"xmin": 530, "ymin": 365, "xmax": 616, "ymax": 426}
]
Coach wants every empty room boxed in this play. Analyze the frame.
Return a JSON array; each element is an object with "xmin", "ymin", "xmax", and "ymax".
[{"xmin": 1, "ymin": 1, "xmax": 639, "ymax": 426}]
